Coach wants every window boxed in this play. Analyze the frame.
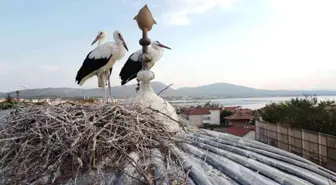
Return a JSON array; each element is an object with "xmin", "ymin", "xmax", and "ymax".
[{"xmin": 202, "ymin": 116, "xmax": 211, "ymax": 120}]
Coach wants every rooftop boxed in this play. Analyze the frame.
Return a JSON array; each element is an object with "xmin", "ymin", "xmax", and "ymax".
[
  {"xmin": 223, "ymin": 106, "xmax": 241, "ymax": 112},
  {"xmin": 183, "ymin": 107, "xmax": 220, "ymax": 115},
  {"xmin": 225, "ymin": 109, "xmax": 255, "ymax": 120},
  {"xmin": 214, "ymin": 125, "xmax": 256, "ymax": 137}
]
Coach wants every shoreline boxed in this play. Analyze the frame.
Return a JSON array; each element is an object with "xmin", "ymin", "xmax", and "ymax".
[{"xmin": 169, "ymin": 95, "xmax": 336, "ymax": 110}]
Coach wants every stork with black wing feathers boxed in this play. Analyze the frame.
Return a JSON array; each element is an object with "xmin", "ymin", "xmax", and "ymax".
[
  {"xmin": 75, "ymin": 30, "xmax": 129, "ymax": 104},
  {"xmin": 119, "ymin": 40, "xmax": 171, "ymax": 90}
]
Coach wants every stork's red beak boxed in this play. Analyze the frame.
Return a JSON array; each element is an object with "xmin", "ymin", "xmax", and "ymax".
[
  {"xmin": 91, "ymin": 35, "xmax": 100, "ymax": 45},
  {"xmin": 158, "ymin": 43, "xmax": 171, "ymax": 50}
]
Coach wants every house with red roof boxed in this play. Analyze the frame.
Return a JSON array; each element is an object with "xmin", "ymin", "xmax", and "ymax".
[
  {"xmin": 209, "ymin": 108, "xmax": 256, "ymax": 139},
  {"xmin": 181, "ymin": 107, "xmax": 220, "ymax": 127},
  {"xmin": 224, "ymin": 108, "xmax": 254, "ymax": 127}
]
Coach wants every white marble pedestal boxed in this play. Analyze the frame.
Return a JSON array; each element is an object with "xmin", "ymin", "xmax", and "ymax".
[{"xmin": 132, "ymin": 70, "xmax": 180, "ymax": 133}]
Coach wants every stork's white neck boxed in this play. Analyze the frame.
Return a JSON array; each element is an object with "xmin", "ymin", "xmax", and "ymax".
[
  {"xmin": 152, "ymin": 43, "xmax": 165, "ymax": 53},
  {"xmin": 150, "ymin": 47, "xmax": 164, "ymax": 62},
  {"xmin": 156, "ymin": 48, "xmax": 164, "ymax": 58},
  {"xmin": 98, "ymin": 37, "xmax": 106, "ymax": 45},
  {"xmin": 113, "ymin": 34, "xmax": 123, "ymax": 45}
]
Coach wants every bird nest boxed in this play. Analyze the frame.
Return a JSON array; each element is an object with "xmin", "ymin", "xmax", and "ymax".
[{"xmin": 0, "ymin": 102, "xmax": 187, "ymax": 185}]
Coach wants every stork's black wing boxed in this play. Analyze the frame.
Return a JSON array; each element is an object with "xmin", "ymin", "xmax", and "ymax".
[
  {"xmin": 75, "ymin": 51, "xmax": 112, "ymax": 85},
  {"xmin": 119, "ymin": 53, "xmax": 142, "ymax": 85}
]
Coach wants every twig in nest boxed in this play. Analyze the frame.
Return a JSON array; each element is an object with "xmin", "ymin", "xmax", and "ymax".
[
  {"xmin": 157, "ymin": 83, "xmax": 173, "ymax": 96},
  {"xmin": 147, "ymin": 106, "xmax": 187, "ymax": 133},
  {"xmin": 0, "ymin": 103, "xmax": 184, "ymax": 185},
  {"xmin": 114, "ymin": 146, "xmax": 151, "ymax": 185},
  {"xmin": 185, "ymin": 166, "xmax": 192, "ymax": 182}
]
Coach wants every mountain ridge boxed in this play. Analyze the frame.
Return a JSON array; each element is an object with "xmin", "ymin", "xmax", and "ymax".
[{"xmin": 1, "ymin": 82, "xmax": 336, "ymax": 99}]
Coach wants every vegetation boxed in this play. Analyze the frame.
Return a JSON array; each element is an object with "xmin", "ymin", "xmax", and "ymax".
[
  {"xmin": 6, "ymin": 94, "xmax": 13, "ymax": 103},
  {"xmin": 74, "ymin": 98, "xmax": 98, "ymax": 104},
  {"xmin": 16, "ymin": 90, "xmax": 20, "ymax": 101},
  {"xmin": 33, "ymin": 101, "xmax": 48, "ymax": 106},
  {"xmin": 202, "ymin": 101, "xmax": 233, "ymax": 124},
  {"xmin": 259, "ymin": 95, "xmax": 336, "ymax": 136},
  {"xmin": 203, "ymin": 123, "xmax": 221, "ymax": 129},
  {"xmin": 0, "ymin": 94, "xmax": 51, "ymax": 110},
  {"xmin": 203, "ymin": 101, "xmax": 220, "ymax": 108},
  {"xmin": 220, "ymin": 110, "xmax": 233, "ymax": 122},
  {"xmin": 0, "ymin": 94, "xmax": 17, "ymax": 110}
]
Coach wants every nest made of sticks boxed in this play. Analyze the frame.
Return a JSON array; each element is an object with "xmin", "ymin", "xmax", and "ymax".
[{"xmin": 0, "ymin": 102, "xmax": 185, "ymax": 185}]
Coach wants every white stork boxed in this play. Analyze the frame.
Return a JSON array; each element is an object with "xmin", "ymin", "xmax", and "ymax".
[
  {"xmin": 90, "ymin": 30, "xmax": 113, "ymax": 101},
  {"xmin": 119, "ymin": 40, "xmax": 171, "ymax": 86},
  {"xmin": 75, "ymin": 30, "xmax": 128, "ymax": 104}
]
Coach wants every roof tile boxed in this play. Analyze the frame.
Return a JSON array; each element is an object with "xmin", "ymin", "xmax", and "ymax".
[
  {"xmin": 225, "ymin": 109, "xmax": 254, "ymax": 120},
  {"xmin": 183, "ymin": 107, "xmax": 219, "ymax": 115},
  {"xmin": 215, "ymin": 125, "xmax": 256, "ymax": 137}
]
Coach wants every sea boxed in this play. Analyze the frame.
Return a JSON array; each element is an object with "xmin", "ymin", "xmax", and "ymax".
[{"xmin": 169, "ymin": 95, "xmax": 336, "ymax": 110}]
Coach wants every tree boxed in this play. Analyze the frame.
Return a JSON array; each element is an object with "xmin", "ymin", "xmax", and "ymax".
[
  {"xmin": 6, "ymin": 93, "xmax": 13, "ymax": 103},
  {"xmin": 203, "ymin": 101, "xmax": 220, "ymax": 108},
  {"xmin": 260, "ymin": 95, "xmax": 336, "ymax": 136},
  {"xmin": 16, "ymin": 90, "xmax": 20, "ymax": 101},
  {"xmin": 220, "ymin": 110, "xmax": 233, "ymax": 121}
]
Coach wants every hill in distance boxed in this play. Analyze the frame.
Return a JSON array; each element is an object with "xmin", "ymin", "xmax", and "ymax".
[
  {"xmin": 1, "ymin": 82, "xmax": 179, "ymax": 99},
  {"xmin": 1, "ymin": 82, "xmax": 336, "ymax": 99},
  {"xmin": 177, "ymin": 82, "xmax": 336, "ymax": 97}
]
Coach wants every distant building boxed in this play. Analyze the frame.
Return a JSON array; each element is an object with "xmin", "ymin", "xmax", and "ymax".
[
  {"xmin": 97, "ymin": 98, "xmax": 123, "ymax": 104},
  {"xmin": 0, "ymin": 98, "xmax": 24, "ymax": 103},
  {"xmin": 210, "ymin": 108, "xmax": 256, "ymax": 138},
  {"xmin": 224, "ymin": 108, "xmax": 254, "ymax": 127},
  {"xmin": 14, "ymin": 98, "xmax": 25, "ymax": 102},
  {"xmin": 181, "ymin": 107, "xmax": 220, "ymax": 127},
  {"xmin": 31, "ymin": 99, "xmax": 39, "ymax": 103},
  {"xmin": 49, "ymin": 98, "xmax": 67, "ymax": 105}
]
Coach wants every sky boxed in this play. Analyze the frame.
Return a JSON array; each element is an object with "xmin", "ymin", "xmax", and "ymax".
[{"xmin": 1, "ymin": 0, "xmax": 336, "ymax": 92}]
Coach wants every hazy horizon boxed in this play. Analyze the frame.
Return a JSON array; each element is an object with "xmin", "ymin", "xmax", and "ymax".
[
  {"xmin": 1, "ymin": 0, "xmax": 336, "ymax": 92},
  {"xmin": 171, "ymin": 95, "xmax": 336, "ymax": 109},
  {"xmin": 2, "ymin": 81, "xmax": 336, "ymax": 93}
]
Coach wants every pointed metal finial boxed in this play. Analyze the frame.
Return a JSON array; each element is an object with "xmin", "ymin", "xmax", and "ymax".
[{"xmin": 133, "ymin": 4, "xmax": 157, "ymax": 32}]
